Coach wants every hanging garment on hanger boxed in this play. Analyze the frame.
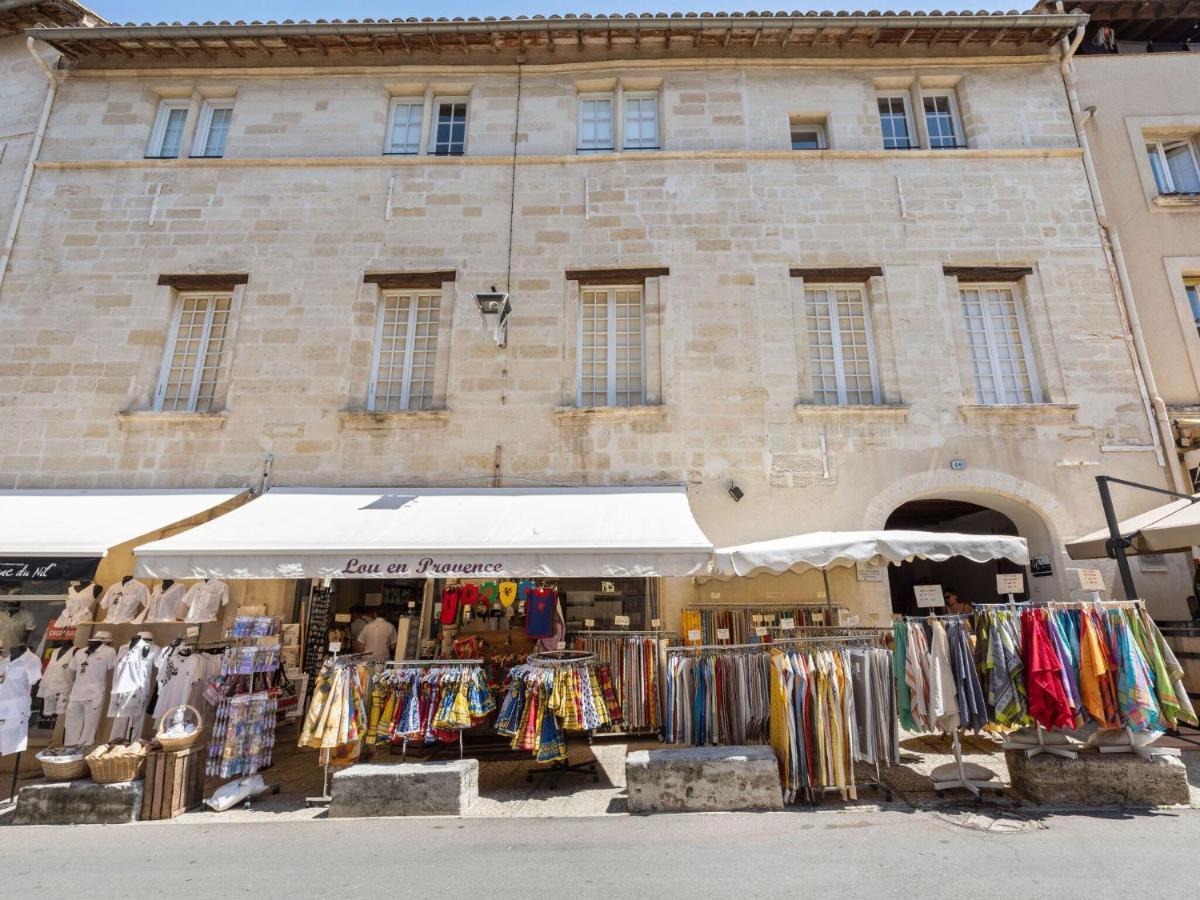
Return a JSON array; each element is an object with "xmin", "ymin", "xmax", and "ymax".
[
  {"xmin": 99, "ymin": 580, "xmax": 150, "ymax": 624},
  {"xmin": 524, "ymin": 588, "xmax": 558, "ymax": 639},
  {"xmin": 108, "ymin": 640, "xmax": 161, "ymax": 719},
  {"xmin": 138, "ymin": 582, "xmax": 187, "ymax": 624},
  {"xmin": 0, "ymin": 651, "xmax": 43, "ymax": 755},
  {"xmin": 36, "ymin": 645, "xmax": 77, "ymax": 716},
  {"xmin": 975, "ymin": 608, "xmax": 1030, "ymax": 727},
  {"xmin": 1020, "ymin": 610, "xmax": 1076, "ymax": 730},
  {"xmin": 182, "ymin": 580, "xmax": 230, "ymax": 624},
  {"xmin": 56, "ymin": 585, "xmax": 97, "ymax": 628},
  {"xmin": 1077, "ymin": 608, "xmax": 1121, "ymax": 729}
]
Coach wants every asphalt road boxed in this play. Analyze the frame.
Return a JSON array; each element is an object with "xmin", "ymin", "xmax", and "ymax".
[{"xmin": 3, "ymin": 807, "xmax": 1191, "ymax": 898}]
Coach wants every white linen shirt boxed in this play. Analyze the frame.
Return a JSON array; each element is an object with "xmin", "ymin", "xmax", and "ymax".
[
  {"xmin": 99, "ymin": 580, "xmax": 150, "ymax": 624},
  {"xmin": 0, "ymin": 608, "xmax": 35, "ymax": 651},
  {"xmin": 0, "ymin": 651, "xmax": 43, "ymax": 718},
  {"xmin": 140, "ymin": 583, "xmax": 187, "ymax": 623},
  {"xmin": 182, "ymin": 580, "xmax": 229, "ymax": 624}
]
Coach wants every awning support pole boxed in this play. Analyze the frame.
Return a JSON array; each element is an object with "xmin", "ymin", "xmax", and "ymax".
[
  {"xmin": 1098, "ymin": 475, "xmax": 1138, "ymax": 601},
  {"xmin": 1096, "ymin": 474, "xmax": 1197, "ymax": 601},
  {"xmin": 821, "ymin": 568, "xmax": 834, "ymax": 622}
]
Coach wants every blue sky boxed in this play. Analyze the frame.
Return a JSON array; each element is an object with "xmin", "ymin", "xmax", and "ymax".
[{"xmin": 97, "ymin": 2, "xmax": 1020, "ymax": 25}]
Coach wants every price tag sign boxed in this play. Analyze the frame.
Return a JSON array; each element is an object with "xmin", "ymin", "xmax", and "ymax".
[
  {"xmin": 754, "ymin": 627, "xmax": 769, "ymax": 637},
  {"xmin": 321, "ymin": 577, "xmax": 332, "ymax": 588},
  {"xmin": 687, "ymin": 629, "xmax": 702, "ymax": 642},
  {"xmin": 751, "ymin": 614, "xmax": 764, "ymax": 624},
  {"xmin": 334, "ymin": 613, "xmax": 352, "ymax": 623},
  {"xmin": 328, "ymin": 641, "xmax": 342, "ymax": 653},
  {"xmin": 812, "ymin": 610, "xmax": 826, "ymax": 625},
  {"xmin": 709, "ymin": 591, "xmax": 721, "ymax": 601},
  {"xmin": 764, "ymin": 613, "xmax": 776, "ymax": 624},
  {"xmin": 614, "ymin": 615, "xmax": 630, "ymax": 627},
  {"xmin": 914, "ymin": 585, "xmax": 944, "ymax": 608},
  {"xmin": 716, "ymin": 628, "xmax": 731, "ymax": 640},
  {"xmin": 185, "ymin": 625, "xmax": 200, "ymax": 640},
  {"xmin": 779, "ymin": 617, "xmax": 796, "ymax": 630},
  {"xmin": 650, "ymin": 618, "xmax": 662, "ymax": 629},
  {"xmin": 857, "ymin": 564, "xmax": 884, "ymax": 583},
  {"xmin": 601, "ymin": 581, "xmax": 616, "ymax": 594},
  {"xmin": 556, "ymin": 640, "xmax": 567, "ymax": 650},
  {"xmin": 996, "ymin": 574, "xmax": 1024, "ymax": 595},
  {"xmin": 1077, "ymin": 569, "xmax": 1105, "ymax": 591},
  {"xmin": 584, "ymin": 619, "xmax": 595, "ymax": 628}
]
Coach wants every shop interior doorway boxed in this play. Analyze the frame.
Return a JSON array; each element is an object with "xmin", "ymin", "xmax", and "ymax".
[{"xmin": 885, "ymin": 498, "xmax": 1025, "ymax": 616}]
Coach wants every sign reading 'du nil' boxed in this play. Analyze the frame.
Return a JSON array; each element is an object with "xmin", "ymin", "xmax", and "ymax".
[{"xmin": 341, "ymin": 557, "xmax": 505, "ymax": 576}]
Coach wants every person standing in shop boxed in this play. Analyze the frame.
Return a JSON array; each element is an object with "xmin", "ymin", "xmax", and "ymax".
[
  {"xmin": 355, "ymin": 609, "xmax": 397, "ymax": 662},
  {"xmin": 348, "ymin": 605, "xmax": 369, "ymax": 646}
]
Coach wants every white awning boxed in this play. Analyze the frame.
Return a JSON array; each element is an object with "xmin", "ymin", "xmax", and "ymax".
[
  {"xmin": 714, "ymin": 530, "xmax": 1030, "ymax": 578},
  {"xmin": 1066, "ymin": 496, "xmax": 1200, "ymax": 559},
  {"xmin": 134, "ymin": 486, "xmax": 714, "ymax": 579},
  {"xmin": 0, "ymin": 489, "xmax": 246, "ymax": 581}
]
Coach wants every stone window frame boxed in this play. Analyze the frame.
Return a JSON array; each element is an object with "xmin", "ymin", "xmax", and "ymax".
[
  {"xmin": 942, "ymin": 267, "xmax": 1060, "ymax": 407},
  {"xmin": 1124, "ymin": 116, "xmax": 1200, "ymax": 209},
  {"xmin": 190, "ymin": 98, "xmax": 236, "ymax": 159},
  {"xmin": 150, "ymin": 274, "xmax": 249, "ymax": 415},
  {"xmin": 146, "ymin": 99, "xmax": 191, "ymax": 159},
  {"xmin": 560, "ymin": 267, "xmax": 667, "ymax": 410},
  {"xmin": 789, "ymin": 267, "xmax": 895, "ymax": 408},
  {"xmin": 349, "ymin": 271, "xmax": 456, "ymax": 414}
]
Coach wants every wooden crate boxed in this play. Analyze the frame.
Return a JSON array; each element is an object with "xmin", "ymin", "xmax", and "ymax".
[{"xmin": 141, "ymin": 745, "xmax": 207, "ymax": 820}]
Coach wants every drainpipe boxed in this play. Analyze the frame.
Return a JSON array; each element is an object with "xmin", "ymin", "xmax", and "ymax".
[
  {"xmin": 0, "ymin": 38, "xmax": 59, "ymax": 297},
  {"xmin": 1056, "ymin": 23, "xmax": 1191, "ymax": 494}
]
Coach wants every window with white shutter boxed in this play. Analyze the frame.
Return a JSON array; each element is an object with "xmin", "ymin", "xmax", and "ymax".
[
  {"xmin": 959, "ymin": 284, "xmax": 1041, "ymax": 405},
  {"xmin": 368, "ymin": 291, "xmax": 441, "ymax": 411}
]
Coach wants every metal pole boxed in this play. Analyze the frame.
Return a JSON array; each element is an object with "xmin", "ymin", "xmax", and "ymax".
[
  {"xmin": 821, "ymin": 568, "xmax": 835, "ymax": 622},
  {"xmin": 1097, "ymin": 475, "xmax": 1138, "ymax": 600}
]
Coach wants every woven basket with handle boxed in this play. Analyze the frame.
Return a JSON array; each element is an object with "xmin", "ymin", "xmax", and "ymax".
[{"xmin": 155, "ymin": 704, "xmax": 204, "ymax": 752}]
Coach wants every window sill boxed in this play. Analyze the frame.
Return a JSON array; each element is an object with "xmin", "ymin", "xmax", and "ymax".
[
  {"xmin": 1152, "ymin": 194, "xmax": 1200, "ymax": 209},
  {"xmin": 794, "ymin": 404, "xmax": 910, "ymax": 422},
  {"xmin": 554, "ymin": 404, "xmax": 666, "ymax": 422},
  {"xmin": 117, "ymin": 410, "xmax": 228, "ymax": 429},
  {"xmin": 339, "ymin": 409, "xmax": 450, "ymax": 430},
  {"xmin": 959, "ymin": 403, "xmax": 1078, "ymax": 425}
]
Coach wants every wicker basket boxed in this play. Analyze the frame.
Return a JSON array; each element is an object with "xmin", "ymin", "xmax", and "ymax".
[
  {"xmin": 35, "ymin": 748, "xmax": 90, "ymax": 782},
  {"xmin": 86, "ymin": 749, "xmax": 146, "ymax": 785},
  {"xmin": 155, "ymin": 704, "xmax": 204, "ymax": 752}
]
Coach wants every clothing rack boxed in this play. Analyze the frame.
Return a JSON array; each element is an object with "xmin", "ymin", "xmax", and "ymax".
[
  {"xmin": 522, "ymin": 649, "xmax": 600, "ymax": 786},
  {"xmin": 381, "ymin": 659, "xmax": 485, "ymax": 761},
  {"xmin": 668, "ymin": 633, "xmax": 886, "ymax": 654},
  {"xmin": 527, "ymin": 649, "xmax": 595, "ymax": 666}
]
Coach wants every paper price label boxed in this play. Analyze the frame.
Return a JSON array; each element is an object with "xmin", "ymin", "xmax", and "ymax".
[
  {"xmin": 754, "ymin": 627, "xmax": 769, "ymax": 637},
  {"xmin": 709, "ymin": 591, "xmax": 721, "ymax": 600},
  {"xmin": 556, "ymin": 641, "xmax": 567, "ymax": 650},
  {"xmin": 764, "ymin": 614, "xmax": 776, "ymax": 624},
  {"xmin": 779, "ymin": 618, "xmax": 796, "ymax": 630},
  {"xmin": 996, "ymin": 574, "xmax": 1024, "ymax": 594},
  {"xmin": 751, "ymin": 614, "xmax": 764, "ymax": 624},
  {"xmin": 185, "ymin": 625, "xmax": 200, "ymax": 640},
  {"xmin": 614, "ymin": 615, "xmax": 631, "ymax": 627},
  {"xmin": 716, "ymin": 628, "xmax": 731, "ymax": 640},
  {"xmin": 650, "ymin": 618, "xmax": 662, "ymax": 629},
  {"xmin": 687, "ymin": 629, "xmax": 702, "ymax": 642},
  {"xmin": 328, "ymin": 641, "xmax": 342, "ymax": 653},
  {"xmin": 914, "ymin": 585, "xmax": 944, "ymax": 608},
  {"xmin": 334, "ymin": 613, "xmax": 352, "ymax": 623},
  {"xmin": 1077, "ymin": 569, "xmax": 1105, "ymax": 591},
  {"xmin": 584, "ymin": 619, "xmax": 595, "ymax": 628}
]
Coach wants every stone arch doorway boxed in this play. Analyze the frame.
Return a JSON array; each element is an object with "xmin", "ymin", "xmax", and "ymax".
[{"xmin": 885, "ymin": 497, "xmax": 1035, "ymax": 616}]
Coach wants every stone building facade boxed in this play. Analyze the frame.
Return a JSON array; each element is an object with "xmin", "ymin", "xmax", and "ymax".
[
  {"xmin": 0, "ymin": 10, "xmax": 1190, "ymax": 624},
  {"xmin": 1059, "ymin": 2, "xmax": 1200, "ymax": 502}
]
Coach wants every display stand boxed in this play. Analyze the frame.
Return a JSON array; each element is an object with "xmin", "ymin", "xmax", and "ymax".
[
  {"xmin": 931, "ymin": 728, "xmax": 1003, "ymax": 798},
  {"xmin": 571, "ymin": 629, "xmax": 675, "ymax": 738},
  {"xmin": 1003, "ymin": 725, "xmax": 1078, "ymax": 760},
  {"xmin": 383, "ymin": 658, "xmax": 483, "ymax": 761},
  {"xmin": 525, "ymin": 650, "xmax": 600, "ymax": 788},
  {"xmin": 1095, "ymin": 726, "xmax": 1182, "ymax": 761},
  {"xmin": 304, "ymin": 649, "xmax": 371, "ymax": 809}
]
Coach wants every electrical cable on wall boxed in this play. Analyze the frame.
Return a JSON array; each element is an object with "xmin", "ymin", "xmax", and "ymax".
[{"xmin": 505, "ymin": 62, "xmax": 523, "ymax": 295}]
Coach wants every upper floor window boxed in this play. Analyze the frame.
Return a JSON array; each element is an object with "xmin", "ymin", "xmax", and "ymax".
[
  {"xmin": 431, "ymin": 100, "xmax": 467, "ymax": 156},
  {"xmin": 623, "ymin": 93, "xmax": 659, "ymax": 150},
  {"xmin": 154, "ymin": 293, "xmax": 232, "ymax": 413},
  {"xmin": 192, "ymin": 100, "xmax": 234, "ymax": 158},
  {"xmin": 386, "ymin": 99, "xmax": 425, "ymax": 155},
  {"xmin": 579, "ymin": 285, "xmax": 644, "ymax": 407},
  {"xmin": 959, "ymin": 284, "xmax": 1040, "ymax": 405},
  {"xmin": 1186, "ymin": 280, "xmax": 1200, "ymax": 335},
  {"xmin": 578, "ymin": 95, "xmax": 615, "ymax": 152},
  {"xmin": 369, "ymin": 291, "xmax": 441, "ymax": 411},
  {"xmin": 922, "ymin": 93, "xmax": 963, "ymax": 149},
  {"xmin": 1147, "ymin": 138, "xmax": 1200, "ymax": 195},
  {"xmin": 877, "ymin": 94, "xmax": 915, "ymax": 150},
  {"xmin": 805, "ymin": 285, "xmax": 879, "ymax": 406},
  {"xmin": 791, "ymin": 122, "xmax": 827, "ymax": 150},
  {"xmin": 147, "ymin": 100, "xmax": 189, "ymax": 159}
]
